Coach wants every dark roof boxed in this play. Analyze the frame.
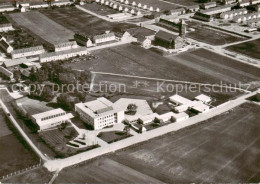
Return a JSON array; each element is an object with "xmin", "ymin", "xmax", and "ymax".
[
  {"xmin": 155, "ymin": 30, "xmax": 179, "ymax": 41},
  {"xmin": 0, "ymin": 39, "xmax": 10, "ymax": 49}
]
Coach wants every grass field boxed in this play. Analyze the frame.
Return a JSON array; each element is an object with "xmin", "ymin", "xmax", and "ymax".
[
  {"xmin": 64, "ymin": 44, "xmax": 260, "ymax": 88},
  {"xmin": 162, "ymin": 0, "xmax": 200, "ymax": 6},
  {"xmin": 54, "ymin": 102, "xmax": 260, "ymax": 183},
  {"xmin": 3, "ymin": 167, "xmax": 52, "ymax": 183},
  {"xmin": 40, "ymin": 7, "xmax": 138, "ymax": 36},
  {"xmin": 0, "ymin": 109, "xmax": 39, "ymax": 177},
  {"xmin": 8, "ymin": 11, "xmax": 74, "ymax": 44},
  {"xmin": 187, "ymin": 21, "xmax": 247, "ymax": 45},
  {"xmin": 98, "ymin": 131, "xmax": 132, "ymax": 144},
  {"xmin": 226, "ymin": 38, "xmax": 260, "ymax": 60}
]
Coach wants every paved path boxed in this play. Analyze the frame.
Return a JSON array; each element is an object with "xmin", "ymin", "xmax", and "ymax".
[{"xmin": 44, "ymin": 91, "xmax": 257, "ymax": 172}]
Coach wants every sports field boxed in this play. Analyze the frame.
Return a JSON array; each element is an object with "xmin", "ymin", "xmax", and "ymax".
[
  {"xmin": 40, "ymin": 7, "xmax": 138, "ymax": 36},
  {"xmin": 187, "ymin": 21, "xmax": 247, "ymax": 45},
  {"xmin": 226, "ymin": 38, "xmax": 260, "ymax": 60},
  {"xmin": 8, "ymin": 11, "xmax": 74, "ymax": 44},
  {"xmin": 54, "ymin": 102, "xmax": 260, "ymax": 183},
  {"xmin": 81, "ymin": 3, "xmax": 118, "ymax": 16}
]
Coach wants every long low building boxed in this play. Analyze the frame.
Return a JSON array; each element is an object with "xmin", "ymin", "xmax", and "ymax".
[
  {"xmin": 0, "ymin": 5, "xmax": 15, "ymax": 12},
  {"xmin": 51, "ymin": 41, "xmax": 78, "ymax": 52},
  {"xmin": 233, "ymin": 12, "xmax": 260, "ymax": 22},
  {"xmin": 193, "ymin": 11, "xmax": 213, "ymax": 22},
  {"xmin": 11, "ymin": 46, "xmax": 45, "ymax": 59},
  {"xmin": 31, "ymin": 108, "xmax": 74, "ymax": 131},
  {"xmin": 39, "ymin": 47, "xmax": 89, "ymax": 63},
  {"xmin": 0, "ymin": 66, "xmax": 13, "ymax": 80},
  {"xmin": 200, "ymin": 5, "xmax": 232, "ymax": 15},
  {"xmin": 220, "ymin": 8, "xmax": 248, "ymax": 19},
  {"xmin": 0, "ymin": 23, "xmax": 13, "ymax": 32}
]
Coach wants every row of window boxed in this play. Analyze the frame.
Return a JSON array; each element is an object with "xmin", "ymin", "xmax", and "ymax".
[{"xmin": 41, "ymin": 113, "xmax": 66, "ymax": 121}]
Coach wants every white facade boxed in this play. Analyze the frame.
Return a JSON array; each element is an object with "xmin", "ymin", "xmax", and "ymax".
[
  {"xmin": 93, "ymin": 32, "xmax": 116, "ymax": 44},
  {"xmin": 0, "ymin": 66, "xmax": 13, "ymax": 80},
  {"xmin": 195, "ymin": 94, "xmax": 211, "ymax": 103},
  {"xmin": 0, "ymin": 6, "xmax": 15, "ymax": 12},
  {"xmin": 11, "ymin": 46, "xmax": 45, "ymax": 59},
  {"xmin": 75, "ymin": 97, "xmax": 125, "ymax": 130},
  {"xmin": 40, "ymin": 47, "xmax": 89, "ymax": 63},
  {"xmin": 53, "ymin": 41, "xmax": 78, "ymax": 52},
  {"xmin": 31, "ymin": 108, "xmax": 73, "ymax": 131},
  {"xmin": 0, "ymin": 24, "xmax": 13, "ymax": 32},
  {"xmin": 169, "ymin": 94, "xmax": 192, "ymax": 105}
]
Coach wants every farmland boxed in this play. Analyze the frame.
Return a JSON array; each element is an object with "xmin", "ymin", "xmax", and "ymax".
[
  {"xmin": 187, "ymin": 21, "xmax": 247, "ymax": 45},
  {"xmin": 40, "ymin": 7, "xmax": 138, "ymax": 36},
  {"xmin": 54, "ymin": 102, "xmax": 260, "ymax": 183},
  {"xmin": 7, "ymin": 11, "xmax": 74, "ymax": 44},
  {"xmin": 226, "ymin": 38, "xmax": 260, "ymax": 60},
  {"xmin": 0, "ymin": 108, "xmax": 39, "ymax": 177},
  {"xmin": 64, "ymin": 44, "xmax": 260, "ymax": 88}
]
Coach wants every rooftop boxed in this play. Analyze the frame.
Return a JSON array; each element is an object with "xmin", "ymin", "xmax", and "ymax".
[
  {"xmin": 11, "ymin": 45, "xmax": 44, "ymax": 55},
  {"xmin": 32, "ymin": 108, "xmax": 65, "ymax": 120},
  {"xmin": 169, "ymin": 94, "xmax": 192, "ymax": 105},
  {"xmin": 155, "ymin": 30, "xmax": 179, "ymax": 41},
  {"xmin": 4, "ymin": 57, "xmax": 29, "ymax": 68}
]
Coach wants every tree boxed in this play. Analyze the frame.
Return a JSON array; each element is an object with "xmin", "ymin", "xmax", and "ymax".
[
  {"xmin": 170, "ymin": 116, "xmax": 175, "ymax": 122},
  {"xmin": 57, "ymin": 93, "xmax": 79, "ymax": 110},
  {"xmin": 154, "ymin": 117, "xmax": 163, "ymax": 124},
  {"xmin": 40, "ymin": 85, "xmax": 54, "ymax": 102},
  {"xmin": 29, "ymin": 68, "xmax": 37, "ymax": 82},
  {"xmin": 36, "ymin": 69, "xmax": 48, "ymax": 82},
  {"xmin": 123, "ymin": 125, "xmax": 130, "ymax": 135},
  {"xmin": 127, "ymin": 104, "xmax": 137, "ymax": 113},
  {"xmin": 13, "ymin": 70, "xmax": 21, "ymax": 81}
]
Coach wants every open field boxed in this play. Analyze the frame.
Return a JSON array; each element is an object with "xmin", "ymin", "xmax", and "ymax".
[
  {"xmin": 54, "ymin": 102, "xmax": 260, "ymax": 183},
  {"xmin": 82, "ymin": 3, "xmax": 118, "ymax": 16},
  {"xmin": 40, "ymin": 7, "xmax": 138, "ymax": 36},
  {"xmin": 2, "ymin": 167, "xmax": 52, "ymax": 183},
  {"xmin": 127, "ymin": 0, "xmax": 180, "ymax": 11},
  {"xmin": 98, "ymin": 131, "xmax": 132, "ymax": 144},
  {"xmin": 226, "ymin": 38, "xmax": 260, "ymax": 60},
  {"xmin": 64, "ymin": 44, "xmax": 260, "ymax": 88},
  {"xmin": 8, "ymin": 11, "xmax": 74, "ymax": 44},
  {"xmin": 0, "ymin": 110, "xmax": 39, "ymax": 177},
  {"xmin": 187, "ymin": 21, "xmax": 247, "ymax": 45}
]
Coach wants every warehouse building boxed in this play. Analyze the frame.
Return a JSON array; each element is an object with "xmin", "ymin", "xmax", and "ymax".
[
  {"xmin": 193, "ymin": 11, "xmax": 213, "ymax": 22},
  {"xmin": 220, "ymin": 8, "xmax": 248, "ymax": 19},
  {"xmin": 0, "ymin": 23, "xmax": 13, "ymax": 32},
  {"xmin": 74, "ymin": 33, "xmax": 93, "ymax": 47},
  {"xmin": 154, "ymin": 30, "xmax": 184, "ymax": 49},
  {"xmin": 201, "ymin": 2, "xmax": 217, "ymax": 9},
  {"xmin": 52, "ymin": 41, "xmax": 78, "ymax": 52}
]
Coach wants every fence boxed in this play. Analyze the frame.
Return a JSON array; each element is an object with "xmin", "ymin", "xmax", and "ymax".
[{"xmin": 0, "ymin": 163, "xmax": 41, "ymax": 181}]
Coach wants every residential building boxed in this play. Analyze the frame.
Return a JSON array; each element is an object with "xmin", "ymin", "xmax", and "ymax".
[
  {"xmin": 222, "ymin": 0, "xmax": 236, "ymax": 5},
  {"xmin": 233, "ymin": 12, "xmax": 260, "ymax": 22},
  {"xmin": 201, "ymin": 2, "xmax": 217, "ymax": 9},
  {"xmin": 190, "ymin": 101, "xmax": 210, "ymax": 113},
  {"xmin": 11, "ymin": 46, "xmax": 45, "ymax": 59},
  {"xmin": 186, "ymin": 5, "xmax": 200, "ymax": 13},
  {"xmin": 0, "ymin": 66, "xmax": 14, "ymax": 80},
  {"xmin": 0, "ymin": 23, "xmax": 13, "ymax": 32},
  {"xmin": 52, "ymin": 41, "xmax": 78, "ymax": 52},
  {"xmin": 31, "ymin": 108, "xmax": 74, "ymax": 131},
  {"xmin": 251, "ymin": 0, "xmax": 260, "ymax": 5},
  {"xmin": 30, "ymin": 2, "xmax": 49, "ymax": 9},
  {"xmin": 220, "ymin": 8, "xmax": 248, "ymax": 19},
  {"xmin": 0, "ymin": 39, "xmax": 13, "ymax": 53},
  {"xmin": 40, "ymin": 47, "xmax": 89, "ymax": 63},
  {"xmin": 74, "ymin": 33, "xmax": 93, "ymax": 47},
  {"xmin": 199, "ymin": 5, "xmax": 232, "ymax": 15},
  {"xmin": 93, "ymin": 31, "xmax": 116, "ymax": 44},
  {"xmin": 0, "ymin": 5, "xmax": 15, "ymax": 12},
  {"xmin": 52, "ymin": 0, "xmax": 72, "ymax": 6},
  {"xmin": 138, "ymin": 37, "xmax": 151, "ymax": 48},
  {"xmin": 75, "ymin": 97, "xmax": 125, "ymax": 130},
  {"xmin": 154, "ymin": 30, "xmax": 184, "ymax": 49},
  {"xmin": 193, "ymin": 11, "xmax": 213, "ymax": 22},
  {"xmin": 170, "ymin": 8, "xmax": 186, "ymax": 16},
  {"xmin": 239, "ymin": 0, "xmax": 251, "ymax": 7}
]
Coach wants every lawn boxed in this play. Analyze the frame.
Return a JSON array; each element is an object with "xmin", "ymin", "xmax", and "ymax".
[
  {"xmin": 0, "ymin": 108, "xmax": 12, "ymax": 137},
  {"xmin": 226, "ymin": 38, "xmax": 260, "ymax": 60},
  {"xmin": 187, "ymin": 21, "xmax": 247, "ymax": 45},
  {"xmin": 54, "ymin": 102, "xmax": 260, "ymax": 183},
  {"xmin": 40, "ymin": 7, "xmax": 138, "ymax": 36},
  {"xmin": 8, "ymin": 11, "xmax": 75, "ymax": 44},
  {"xmin": 97, "ymin": 131, "xmax": 132, "ymax": 143}
]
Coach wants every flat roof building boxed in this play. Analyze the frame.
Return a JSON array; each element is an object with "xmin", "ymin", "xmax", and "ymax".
[
  {"xmin": 31, "ymin": 108, "xmax": 74, "ymax": 131},
  {"xmin": 75, "ymin": 97, "xmax": 125, "ymax": 130},
  {"xmin": 195, "ymin": 94, "xmax": 212, "ymax": 103},
  {"xmin": 169, "ymin": 94, "xmax": 192, "ymax": 105}
]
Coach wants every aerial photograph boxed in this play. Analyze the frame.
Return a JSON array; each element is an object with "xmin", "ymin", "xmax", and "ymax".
[{"xmin": 0, "ymin": 0, "xmax": 259, "ymax": 183}]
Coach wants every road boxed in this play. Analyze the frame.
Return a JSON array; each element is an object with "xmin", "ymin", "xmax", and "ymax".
[{"xmin": 43, "ymin": 90, "xmax": 257, "ymax": 172}]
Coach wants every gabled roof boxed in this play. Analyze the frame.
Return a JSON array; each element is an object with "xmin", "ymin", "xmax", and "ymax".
[
  {"xmin": 93, "ymin": 32, "xmax": 115, "ymax": 40},
  {"xmin": 11, "ymin": 45, "xmax": 44, "ymax": 55},
  {"xmin": 3, "ymin": 57, "xmax": 29, "ymax": 68},
  {"xmin": 0, "ymin": 39, "xmax": 11, "ymax": 49},
  {"xmin": 155, "ymin": 30, "xmax": 179, "ymax": 41}
]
